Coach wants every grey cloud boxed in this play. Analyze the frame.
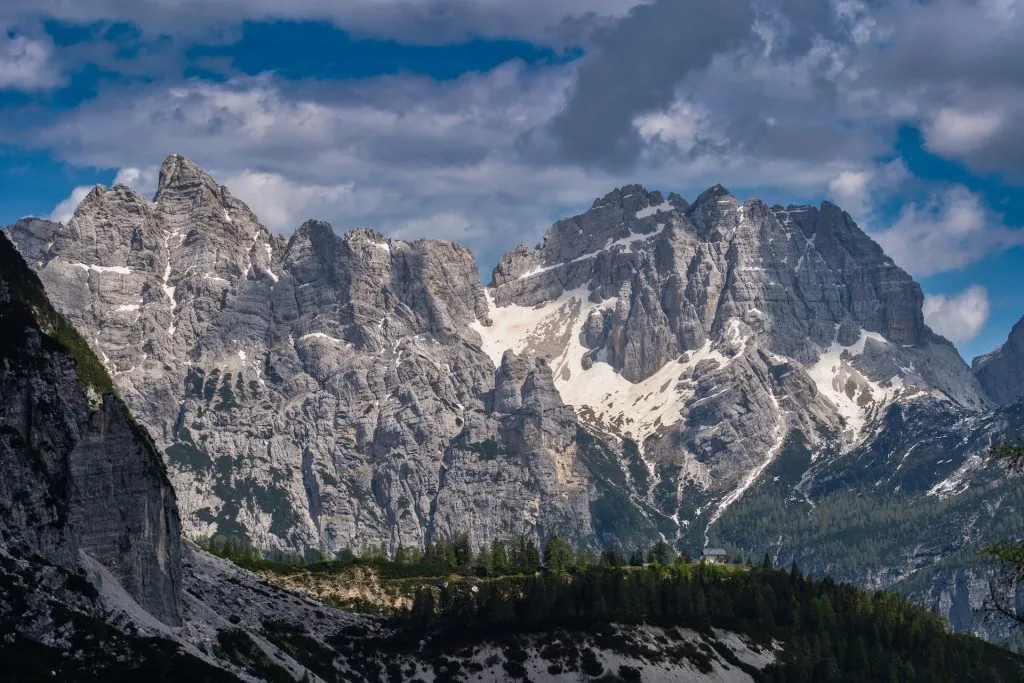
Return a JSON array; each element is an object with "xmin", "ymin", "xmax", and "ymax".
[
  {"xmin": 0, "ymin": 23, "xmax": 64, "ymax": 91},
  {"xmin": 541, "ymin": 0, "xmax": 1024, "ymax": 178},
  {"xmin": 543, "ymin": 0, "xmax": 756, "ymax": 169},
  {"xmin": 539, "ymin": 0, "xmax": 895, "ymax": 170},
  {"xmin": 863, "ymin": 0, "xmax": 1024, "ymax": 91},
  {"xmin": 0, "ymin": 0, "xmax": 640, "ymax": 44},
  {"xmin": 851, "ymin": 0, "xmax": 1024, "ymax": 176},
  {"xmin": 5, "ymin": 0, "xmax": 1023, "ymax": 278}
]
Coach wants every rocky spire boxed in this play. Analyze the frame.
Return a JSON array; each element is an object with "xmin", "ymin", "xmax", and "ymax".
[
  {"xmin": 156, "ymin": 153, "xmax": 219, "ymax": 198},
  {"xmin": 974, "ymin": 315, "xmax": 1024, "ymax": 405}
]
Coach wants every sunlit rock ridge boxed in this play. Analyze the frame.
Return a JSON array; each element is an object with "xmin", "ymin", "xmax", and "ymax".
[
  {"xmin": 7, "ymin": 156, "xmax": 1021, "ymax": 639},
  {"xmin": 480, "ymin": 184, "xmax": 986, "ymax": 492}
]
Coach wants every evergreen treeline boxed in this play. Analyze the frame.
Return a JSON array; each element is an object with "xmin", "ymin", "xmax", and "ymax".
[
  {"xmin": 196, "ymin": 534, "xmax": 689, "ymax": 579},
  {"xmin": 394, "ymin": 562, "xmax": 1024, "ymax": 682},
  {"xmin": 198, "ymin": 534, "xmax": 1024, "ymax": 681}
]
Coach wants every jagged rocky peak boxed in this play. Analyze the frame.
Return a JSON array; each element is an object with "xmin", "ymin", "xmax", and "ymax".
[
  {"xmin": 4, "ymin": 152, "xmax": 283, "ymax": 451},
  {"xmin": 687, "ymin": 183, "xmax": 737, "ymax": 208},
  {"xmin": 490, "ymin": 183, "xmax": 680, "ymax": 290},
  {"xmin": 284, "ymin": 220, "xmax": 490, "ymax": 349},
  {"xmin": 974, "ymin": 316, "xmax": 1024, "ymax": 405},
  {"xmin": 0, "ymin": 157, "xmax": 991, "ymax": 570},
  {"xmin": 13, "ymin": 155, "xmax": 586, "ymax": 558},
  {"xmin": 155, "ymin": 153, "xmax": 272, "ymax": 250},
  {"xmin": 37, "ymin": 181, "xmax": 160, "ymax": 272},
  {"xmin": 288, "ymin": 217, "xmax": 335, "ymax": 250},
  {"xmin": 289, "ymin": 217, "xmax": 337, "ymax": 251},
  {"xmin": 478, "ymin": 182, "xmax": 989, "ymax": 499},
  {"xmin": 486, "ymin": 182, "xmax": 941, "ymax": 363},
  {"xmin": 157, "ymin": 152, "xmax": 219, "ymax": 197}
]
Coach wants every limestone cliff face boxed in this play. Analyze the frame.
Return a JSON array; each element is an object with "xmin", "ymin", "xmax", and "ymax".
[
  {"xmin": 489, "ymin": 184, "xmax": 981, "ymax": 397},
  {"xmin": 974, "ymin": 316, "xmax": 1024, "ymax": 406},
  {"xmin": 480, "ymin": 184, "xmax": 989, "ymax": 551},
  {"xmin": 0, "ymin": 231, "xmax": 181, "ymax": 626},
  {"xmin": 8, "ymin": 157, "xmax": 613, "ymax": 556}
]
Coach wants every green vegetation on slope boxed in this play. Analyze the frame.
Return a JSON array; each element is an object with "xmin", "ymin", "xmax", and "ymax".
[
  {"xmin": 385, "ymin": 563, "xmax": 1024, "ymax": 682},
  {"xmin": 206, "ymin": 534, "xmax": 1024, "ymax": 682},
  {"xmin": 0, "ymin": 231, "xmax": 114, "ymax": 394}
]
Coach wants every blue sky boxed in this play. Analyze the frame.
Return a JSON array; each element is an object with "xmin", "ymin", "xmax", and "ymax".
[{"xmin": 0, "ymin": 0, "xmax": 1021, "ymax": 361}]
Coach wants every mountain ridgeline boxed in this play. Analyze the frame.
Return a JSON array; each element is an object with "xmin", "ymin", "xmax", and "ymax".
[
  {"xmin": 8, "ymin": 201, "xmax": 1024, "ymax": 683},
  {"xmin": 6, "ymin": 155, "xmax": 1024, "ymax": 643}
]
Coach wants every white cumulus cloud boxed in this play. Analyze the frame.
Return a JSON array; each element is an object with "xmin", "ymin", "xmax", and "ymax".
[
  {"xmin": 924, "ymin": 107, "xmax": 1006, "ymax": 157},
  {"xmin": 874, "ymin": 185, "xmax": 1024, "ymax": 277},
  {"xmin": 49, "ymin": 185, "xmax": 92, "ymax": 224},
  {"xmin": 0, "ymin": 29, "xmax": 61, "ymax": 90},
  {"xmin": 827, "ymin": 170, "xmax": 873, "ymax": 217},
  {"xmin": 218, "ymin": 170, "xmax": 388, "ymax": 234},
  {"xmin": 923, "ymin": 286, "xmax": 991, "ymax": 344}
]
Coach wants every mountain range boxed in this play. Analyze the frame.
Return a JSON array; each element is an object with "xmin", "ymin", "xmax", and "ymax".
[{"xmin": 6, "ymin": 154, "xmax": 1024, "ymax": 642}]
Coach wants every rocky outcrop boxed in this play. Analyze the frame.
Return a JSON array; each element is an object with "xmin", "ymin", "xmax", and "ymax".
[
  {"xmin": 0, "ymin": 231, "xmax": 182, "ymax": 625},
  {"xmin": 6, "ymin": 163, "xmax": 994, "ymax": 553},
  {"xmin": 489, "ymin": 185, "xmax": 980, "ymax": 391},
  {"xmin": 974, "ymin": 316, "xmax": 1024, "ymax": 406},
  {"xmin": 478, "ymin": 184, "xmax": 990, "ymax": 550},
  {"xmin": 7, "ymin": 156, "xmax": 628, "ymax": 558}
]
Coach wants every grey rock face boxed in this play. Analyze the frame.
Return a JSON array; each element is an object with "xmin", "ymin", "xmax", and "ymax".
[
  {"xmin": 2, "ymin": 217, "xmax": 779, "ymax": 679},
  {"xmin": 480, "ymin": 185, "xmax": 989, "ymax": 538},
  {"xmin": 7, "ymin": 156, "xmax": 621, "ymax": 558},
  {"xmin": 974, "ymin": 316, "xmax": 1024, "ymax": 405},
  {"xmin": 0, "ymin": 232, "xmax": 181, "ymax": 626},
  {"xmin": 489, "ymin": 186, "xmax": 972, "ymax": 384}
]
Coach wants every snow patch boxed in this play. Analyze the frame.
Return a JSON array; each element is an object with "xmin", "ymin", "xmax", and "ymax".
[
  {"xmin": 517, "ymin": 223, "xmax": 668, "ymax": 281},
  {"xmin": 114, "ymin": 303, "xmax": 140, "ymax": 313},
  {"xmin": 473, "ymin": 288, "xmax": 730, "ymax": 446},
  {"xmin": 161, "ymin": 263, "xmax": 176, "ymax": 310},
  {"xmin": 299, "ymin": 332, "xmax": 349, "ymax": 346},
  {"xmin": 794, "ymin": 231, "xmax": 817, "ymax": 271},
  {"xmin": 635, "ymin": 201, "xmax": 674, "ymax": 219},
  {"xmin": 805, "ymin": 328, "xmax": 903, "ymax": 443},
  {"xmin": 928, "ymin": 454, "xmax": 986, "ymax": 498},
  {"xmin": 71, "ymin": 263, "xmax": 132, "ymax": 275}
]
